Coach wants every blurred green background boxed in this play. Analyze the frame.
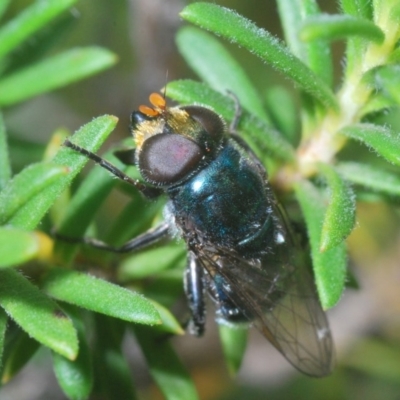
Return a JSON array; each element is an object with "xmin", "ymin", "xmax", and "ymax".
[{"xmin": 1, "ymin": 0, "xmax": 400, "ymax": 399}]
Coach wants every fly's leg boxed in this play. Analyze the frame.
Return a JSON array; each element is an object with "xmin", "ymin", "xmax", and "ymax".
[
  {"xmin": 54, "ymin": 222, "xmax": 170, "ymax": 253},
  {"xmin": 64, "ymin": 139, "xmax": 162, "ymax": 199},
  {"xmin": 184, "ymin": 251, "xmax": 206, "ymax": 337}
]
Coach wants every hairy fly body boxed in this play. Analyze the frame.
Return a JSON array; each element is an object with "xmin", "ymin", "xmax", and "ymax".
[{"xmin": 62, "ymin": 93, "xmax": 334, "ymax": 377}]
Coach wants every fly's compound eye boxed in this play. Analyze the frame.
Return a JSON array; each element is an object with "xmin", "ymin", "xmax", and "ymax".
[
  {"xmin": 138, "ymin": 133, "xmax": 203, "ymax": 186},
  {"xmin": 181, "ymin": 106, "xmax": 225, "ymax": 144}
]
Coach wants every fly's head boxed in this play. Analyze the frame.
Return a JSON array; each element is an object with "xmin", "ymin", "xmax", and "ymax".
[{"xmin": 131, "ymin": 93, "xmax": 227, "ymax": 187}]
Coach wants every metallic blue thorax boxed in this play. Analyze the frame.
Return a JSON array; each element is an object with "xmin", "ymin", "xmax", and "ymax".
[{"xmin": 168, "ymin": 139, "xmax": 272, "ymax": 250}]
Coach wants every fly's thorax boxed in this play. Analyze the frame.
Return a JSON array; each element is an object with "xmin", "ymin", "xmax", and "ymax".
[{"xmin": 130, "ymin": 99, "xmax": 227, "ymax": 188}]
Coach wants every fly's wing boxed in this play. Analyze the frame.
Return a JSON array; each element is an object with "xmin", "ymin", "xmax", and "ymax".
[{"xmin": 199, "ymin": 223, "xmax": 334, "ymax": 377}]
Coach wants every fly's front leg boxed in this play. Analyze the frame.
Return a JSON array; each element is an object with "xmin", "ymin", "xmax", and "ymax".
[
  {"xmin": 54, "ymin": 223, "xmax": 170, "ymax": 253},
  {"xmin": 63, "ymin": 139, "xmax": 162, "ymax": 199},
  {"xmin": 184, "ymin": 251, "xmax": 206, "ymax": 337}
]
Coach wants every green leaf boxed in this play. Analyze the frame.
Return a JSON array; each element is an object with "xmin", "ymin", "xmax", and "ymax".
[
  {"xmin": 0, "ymin": 308, "xmax": 6, "ymax": 370},
  {"xmin": 318, "ymin": 164, "xmax": 356, "ymax": 252},
  {"xmin": 0, "ymin": 227, "xmax": 52, "ymax": 268},
  {"xmin": 8, "ymin": 136, "xmax": 45, "ymax": 173},
  {"xmin": 300, "ymin": 14, "xmax": 384, "ymax": 43},
  {"xmin": 0, "ymin": 47, "xmax": 117, "ymax": 106},
  {"xmin": 104, "ymin": 194, "xmax": 164, "ymax": 249},
  {"xmin": 0, "ymin": 0, "xmax": 10, "ymax": 19},
  {"xmin": 339, "ymin": 0, "xmax": 373, "ymax": 19},
  {"xmin": 42, "ymin": 268, "xmax": 161, "ymax": 325},
  {"xmin": 0, "ymin": 112, "xmax": 11, "ymax": 190},
  {"xmin": 180, "ymin": 3, "xmax": 338, "ymax": 110},
  {"xmin": 344, "ymin": 338, "xmax": 400, "ymax": 383},
  {"xmin": 134, "ymin": 326, "xmax": 199, "ymax": 400},
  {"xmin": 142, "ymin": 270, "xmax": 184, "ymax": 309},
  {"xmin": 176, "ymin": 26, "xmax": 269, "ymax": 122},
  {"xmin": 0, "ymin": 0, "xmax": 78, "ymax": 59},
  {"xmin": 264, "ymin": 86, "xmax": 298, "ymax": 144},
  {"xmin": 93, "ymin": 315, "xmax": 137, "ymax": 400},
  {"xmin": 53, "ymin": 308, "xmax": 93, "ymax": 400},
  {"xmin": 339, "ymin": 123, "xmax": 400, "ymax": 166},
  {"xmin": 54, "ymin": 152, "xmax": 124, "ymax": 264},
  {"xmin": 1, "ymin": 330, "xmax": 40, "ymax": 383},
  {"xmin": 366, "ymin": 64, "xmax": 400, "ymax": 105},
  {"xmin": 0, "ymin": 163, "xmax": 67, "ymax": 225},
  {"xmin": 4, "ymin": 11, "xmax": 76, "ymax": 74},
  {"xmin": 295, "ymin": 180, "xmax": 347, "ymax": 309},
  {"xmin": 336, "ymin": 162, "xmax": 400, "ymax": 196},
  {"xmin": 339, "ymin": 0, "xmax": 373, "ymax": 78},
  {"xmin": 0, "ymin": 269, "xmax": 78, "ymax": 359},
  {"xmin": 5, "ymin": 115, "xmax": 118, "ymax": 230},
  {"xmin": 219, "ymin": 325, "xmax": 247, "ymax": 376},
  {"xmin": 119, "ymin": 244, "xmax": 185, "ymax": 280},
  {"xmin": 359, "ymin": 92, "xmax": 398, "ymax": 116},
  {"xmin": 277, "ymin": 0, "xmax": 333, "ymax": 86},
  {"xmin": 166, "ymin": 80, "xmax": 295, "ymax": 161},
  {"xmin": 149, "ymin": 300, "xmax": 185, "ymax": 335}
]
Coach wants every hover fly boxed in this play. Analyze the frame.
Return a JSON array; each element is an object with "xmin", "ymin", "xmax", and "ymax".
[{"xmin": 63, "ymin": 92, "xmax": 334, "ymax": 377}]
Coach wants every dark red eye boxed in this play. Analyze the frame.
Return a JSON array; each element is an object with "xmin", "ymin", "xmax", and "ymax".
[
  {"xmin": 181, "ymin": 106, "xmax": 225, "ymax": 141},
  {"xmin": 138, "ymin": 134, "xmax": 203, "ymax": 185}
]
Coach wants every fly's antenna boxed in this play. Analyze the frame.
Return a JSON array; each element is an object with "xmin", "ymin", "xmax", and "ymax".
[
  {"xmin": 162, "ymin": 70, "xmax": 169, "ymax": 101},
  {"xmin": 138, "ymin": 92, "xmax": 167, "ymax": 118}
]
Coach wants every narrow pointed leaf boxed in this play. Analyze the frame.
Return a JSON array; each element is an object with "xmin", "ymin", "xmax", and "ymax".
[
  {"xmin": 166, "ymin": 80, "xmax": 295, "ymax": 161},
  {"xmin": 336, "ymin": 162, "xmax": 400, "ymax": 196},
  {"xmin": 0, "ymin": 308, "xmax": 6, "ymax": 370},
  {"xmin": 180, "ymin": 3, "xmax": 338, "ymax": 110},
  {"xmin": 340, "ymin": 123, "xmax": 400, "ymax": 166},
  {"xmin": 54, "ymin": 152, "xmax": 125, "ymax": 264},
  {"xmin": 219, "ymin": 325, "xmax": 247, "ymax": 376},
  {"xmin": 264, "ymin": 86, "xmax": 298, "ymax": 144},
  {"xmin": 0, "ymin": 0, "xmax": 78, "ymax": 59},
  {"xmin": 0, "ymin": 112, "xmax": 11, "ymax": 190},
  {"xmin": 176, "ymin": 26, "xmax": 269, "ymax": 122},
  {"xmin": 0, "ymin": 163, "xmax": 67, "ymax": 225},
  {"xmin": 360, "ymin": 92, "xmax": 398, "ymax": 116},
  {"xmin": 277, "ymin": 0, "xmax": 333, "ymax": 86},
  {"xmin": 0, "ymin": 269, "xmax": 78, "ymax": 359},
  {"xmin": 0, "ymin": 0, "xmax": 10, "ymax": 19},
  {"xmin": 365, "ymin": 65, "xmax": 400, "ymax": 105},
  {"xmin": 93, "ymin": 315, "xmax": 137, "ymax": 400},
  {"xmin": 134, "ymin": 326, "xmax": 199, "ymax": 400},
  {"xmin": 295, "ymin": 180, "xmax": 347, "ymax": 309},
  {"xmin": 0, "ymin": 48, "xmax": 117, "ymax": 106},
  {"xmin": 119, "ymin": 244, "xmax": 185, "ymax": 280},
  {"xmin": 338, "ymin": 0, "xmax": 373, "ymax": 78},
  {"xmin": 42, "ymin": 268, "xmax": 160, "ymax": 325},
  {"xmin": 142, "ymin": 270, "xmax": 184, "ymax": 309},
  {"xmin": 339, "ymin": 0, "xmax": 373, "ymax": 20},
  {"xmin": 149, "ymin": 300, "xmax": 185, "ymax": 335},
  {"xmin": 318, "ymin": 164, "xmax": 356, "ymax": 252},
  {"xmin": 1, "ymin": 330, "xmax": 40, "ymax": 383},
  {"xmin": 0, "ymin": 228, "xmax": 53, "ymax": 268},
  {"xmin": 6, "ymin": 115, "xmax": 118, "ymax": 230},
  {"xmin": 301, "ymin": 15, "xmax": 384, "ymax": 43},
  {"xmin": 53, "ymin": 308, "xmax": 93, "ymax": 400},
  {"xmin": 105, "ymin": 195, "xmax": 164, "ymax": 249}
]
